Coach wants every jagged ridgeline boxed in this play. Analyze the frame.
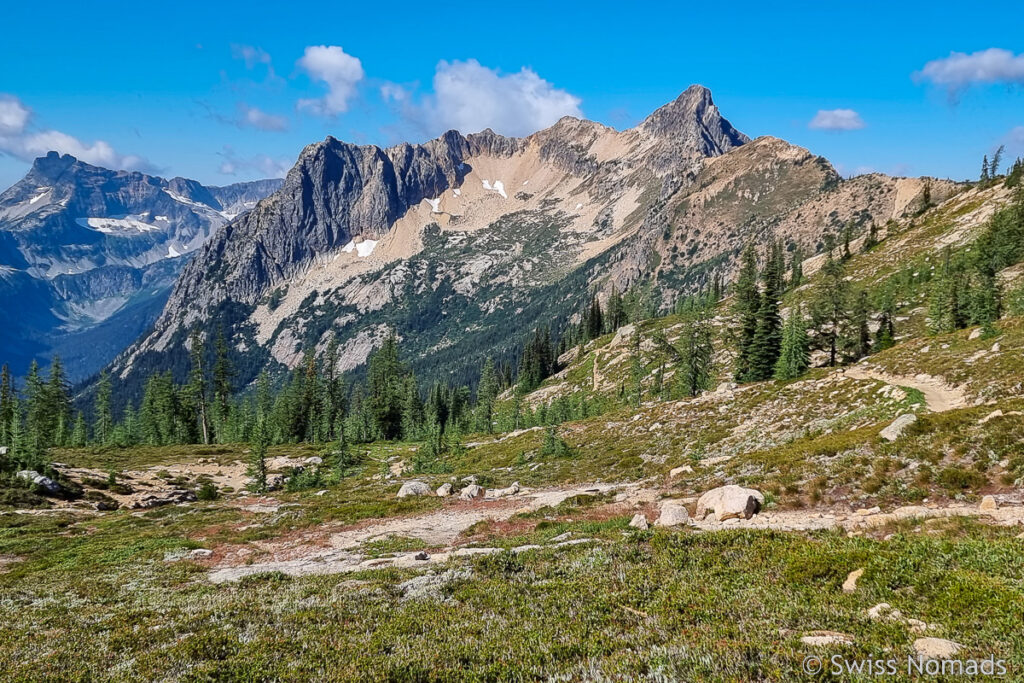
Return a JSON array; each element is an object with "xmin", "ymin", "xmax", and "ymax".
[
  {"xmin": 109, "ymin": 85, "xmax": 950, "ymax": 401},
  {"xmin": 0, "ymin": 153, "xmax": 281, "ymax": 381}
]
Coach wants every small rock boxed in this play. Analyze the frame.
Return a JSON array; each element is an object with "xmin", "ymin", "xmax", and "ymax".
[
  {"xmin": 129, "ymin": 489, "xmax": 197, "ymax": 509},
  {"xmin": 801, "ymin": 631, "xmax": 854, "ymax": 647},
  {"xmin": 459, "ymin": 484, "xmax": 485, "ymax": 501},
  {"xmin": 669, "ymin": 465, "xmax": 694, "ymax": 477},
  {"xmin": 854, "ymin": 506, "xmax": 882, "ymax": 516},
  {"xmin": 628, "ymin": 513, "xmax": 649, "ymax": 530},
  {"xmin": 396, "ymin": 481, "xmax": 433, "ymax": 498},
  {"xmin": 550, "ymin": 532, "xmax": 573, "ymax": 543},
  {"xmin": 842, "ymin": 568, "xmax": 865, "ymax": 594},
  {"xmin": 655, "ymin": 501, "xmax": 690, "ymax": 527},
  {"xmin": 695, "ymin": 485, "xmax": 764, "ymax": 521},
  {"xmin": 991, "ymin": 342, "xmax": 1001, "ymax": 353},
  {"xmin": 303, "ymin": 456, "xmax": 323, "ymax": 466},
  {"xmin": 414, "ymin": 551, "xmax": 429, "ymax": 561},
  {"xmin": 189, "ymin": 549, "xmax": 213, "ymax": 559},
  {"xmin": 315, "ymin": 490, "xmax": 328, "ymax": 496},
  {"xmin": 867, "ymin": 603, "xmax": 902, "ymax": 621},
  {"xmin": 436, "ymin": 483, "xmax": 454, "ymax": 497},
  {"xmin": 968, "ymin": 328, "xmax": 983, "ymax": 340},
  {"xmin": 880, "ymin": 413, "xmax": 917, "ymax": 441},
  {"xmin": 913, "ymin": 637, "xmax": 962, "ymax": 660},
  {"xmin": 907, "ymin": 618, "xmax": 940, "ymax": 634},
  {"xmin": 487, "ymin": 482, "xmax": 520, "ymax": 498},
  {"xmin": 979, "ymin": 495, "xmax": 998, "ymax": 512}
]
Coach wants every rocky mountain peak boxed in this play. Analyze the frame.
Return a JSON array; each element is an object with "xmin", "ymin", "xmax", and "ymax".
[{"xmin": 636, "ymin": 85, "xmax": 749, "ymax": 165}]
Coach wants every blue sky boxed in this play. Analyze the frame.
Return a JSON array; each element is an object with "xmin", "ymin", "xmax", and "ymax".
[{"xmin": 1, "ymin": 0, "xmax": 1022, "ymax": 189}]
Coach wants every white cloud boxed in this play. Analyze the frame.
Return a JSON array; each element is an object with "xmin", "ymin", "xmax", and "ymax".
[
  {"xmin": 0, "ymin": 93, "xmax": 151, "ymax": 171},
  {"xmin": 296, "ymin": 45, "xmax": 364, "ymax": 116},
  {"xmin": 916, "ymin": 48, "xmax": 1024, "ymax": 92},
  {"xmin": 237, "ymin": 103, "xmax": 288, "ymax": 132},
  {"xmin": 809, "ymin": 109, "xmax": 865, "ymax": 131},
  {"xmin": 218, "ymin": 146, "xmax": 291, "ymax": 179},
  {"xmin": 0, "ymin": 95, "xmax": 31, "ymax": 136},
  {"xmin": 406, "ymin": 59, "xmax": 583, "ymax": 137}
]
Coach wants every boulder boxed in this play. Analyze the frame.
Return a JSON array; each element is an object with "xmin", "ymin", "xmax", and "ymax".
[
  {"xmin": 459, "ymin": 484, "xmax": 485, "ymax": 501},
  {"xmin": 979, "ymin": 495, "xmax": 998, "ymax": 512},
  {"xmin": 396, "ymin": 481, "xmax": 433, "ymax": 498},
  {"xmin": 867, "ymin": 603, "xmax": 902, "ymax": 621},
  {"xmin": 880, "ymin": 413, "xmax": 917, "ymax": 442},
  {"xmin": 414, "ymin": 551, "xmax": 429, "ymax": 561},
  {"xmin": 913, "ymin": 637, "xmax": 962, "ymax": 660},
  {"xmin": 655, "ymin": 502, "xmax": 690, "ymax": 527},
  {"xmin": 968, "ymin": 328, "xmax": 983, "ymax": 340},
  {"xmin": 15, "ymin": 470, "xmax": 61, "ymax": 495},
  {"xmin": 487, "ymin": 482, "xmax": 520, "ymax": 498},
  {"xmin": 436, "ymin": 483, "xmax": 454, "ymax": 497},
  {"xmin": 189, "ymin": 549, "xmax": 213, "ymax": 559},
  {"xmin": 0, "ymin": 446, "xmax": 9, "ymax": 456},
  {"xmin": 695, "ymin": 485, "xmax": 764, "ymax": 521},
  {"xmin": 842, "ymin": 568, "xmax": 864, "ymax": 594},
  {"xmin": 628, "ymin": 513, "xmax": 649, "ymax": 530}
]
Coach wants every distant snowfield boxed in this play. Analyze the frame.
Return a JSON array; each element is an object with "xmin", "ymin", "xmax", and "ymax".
[
  {"xmin": 76, "ymin": 216, "xmax": 160, "ymax": 233},
  {"xmin": 425, "ymin": 197, "xmax": 441, "ymax": 213},
  {"xmin": 341, "ymin": 239, "xmax": 378, "ymax": 257},
  {"xmin": 166, "ymin": 245, "xmax": 182, "ymax": 258}
]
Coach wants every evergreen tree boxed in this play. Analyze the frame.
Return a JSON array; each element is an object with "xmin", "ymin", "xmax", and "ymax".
[
  {"xmin": 187, "ymin": 328, "xmax": 210, "ymax": 445},
  {"xmin": 93, "ymin": 370, "xmax": 113, "ymax": 446},
  {"xmin": 774, "ymin": 305, "xmax": 811, "ymax": 380},
  {"xmin": 990, "ymin": 145, "xmax": 1004, "ymax": 178},
  {"xmin": 842, "ymin": 289, "xmax": 872, "ymax": 361},
  {"xmin": 862, "ymin": 223, "xmax": 878, "ymax": 252},
  {"xmin": 675, "ymin": 314, "xmax": 714, "ymax": 397},
  {"xmin": 23, "ymin": 360, "xmax": 46, "ymax": 459},
  {"xmin": 810, "ymin": 252, "xmax": 849, "ymax": 366},
  {"xmin": 875, "ymin": 289, "xmax": 897, "ymax": 352},
  {"xmin": 749, "ymin": 242, "xmax": 784, "ymax": 380},
  {"xmin": 928, "ymin": 247, "xmax": 959, "ymax": 334},
  {"xmin": 842, "ymin": 220, "xmax": 853, "ymax": 260},
  {"xmin": 0, "ymin": 364, "xmax": 14, "ymax": 447},
  {"xmin": 629, "ymin": 327, "xmax": 643, "ymax": 407},
  {"xmin": 586, "ymin": 295, "xmax": 604, "ymax": 340},
  {"xmin": 44, "ymin": 357, "xmax": 71, "ymax": 447},
  {"xmin": 732, "ymin": 243, "xmax": 761, "ymax": 381},
  {"xmin": 71, "ymin": 412, "xmax": 88, "ymax": 447},
  {"xmin": 981, "ymin": 155, "xmax": 990, "ymax": 183},
  {"xmin": 474, "ymin": 357, "xmax": 499, "ymax": 433},
  {"xmin": 367, "ymin": 333, "xmax": 405, "ymax": 440},
  {"xmin": 211, "ymin": 327, "xmax": 235, "ymax": 434},
  {"xmin": 606, "ymin": 285, "xmax": 626, "ymax": 332},
  {"xmin": 248, "ymin": 416, "xmax": 269, "ymax": 493},
  {"xmin": 789, "ymin": 247, "xmax": 804, "ymax": 289}
]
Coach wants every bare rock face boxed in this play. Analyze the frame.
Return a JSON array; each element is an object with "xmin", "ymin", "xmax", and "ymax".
[
  {"xmin": 396, "ymin": 481, "xmax": 433, "ymax": 498},
  {"xmin": 880, "ymin": 414, "xmax": 917, "ymax": 441},
  {"xmin": 696, "ymin": 485, "xmax": 764, "ymax": 521}
]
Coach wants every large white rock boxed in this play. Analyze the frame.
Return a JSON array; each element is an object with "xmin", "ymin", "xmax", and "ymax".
[
  {"xmin": 396, "ymin": 481, "xmax": 433, "ymax": 498},
  {"xmin": 842, "ymin": 568, "xmax": 865, "ymax": 594},
  {"xmin": 880, "ymin": 414, "xmax": 917, "ymax": 442},
  {"xmin": 655, "ymin": 501, "xmax": 690, "ymax": 527},
  {"xmin": 695, "ymin": 485, "xmax": 764, "ymax": 521},
  {"xmin": 459, "ymin": 484, "xmax": 485, "ymax": 500},
  {"xmin": 913, "ymin": 637, "xmax": 962, "ymax": 660},
  {"xmin": 436, "ymin": 483, "xmax": 454, "ymax": 497}
]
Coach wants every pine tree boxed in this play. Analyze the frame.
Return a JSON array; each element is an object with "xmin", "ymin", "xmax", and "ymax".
[
  {"xmin": 990, "ymin": 145, "xmax": 1004, "ymax": 178},
  {"xmin": 875, "ymin": 289, "xmax": 897, "ymax": 351},
  {"xmin": 187, "ymin": 328, "xmax": 210, "ymax": 445},
  {"xmin": 981, "ymin": 155, "xmax": 990, "ymax": 183},
  {"xmin": 732, "ymin": 243, "xmax": 761, "ymax": 381},
  {"xmin": 810, "ymin": 252, "xmax": 849, "ymax": 367},
  {"xmin": 675, "ymin": 314, "xmax": 714, "ymax": 397},
  {"xmin": 774, "ymin": 305, "xmax": 811, "ymax": 380},
  {"xmin": 0, "ymin": 364, "xmax": 14, "ymax": 447},
  {"xmin": 45, "ymin": 357, "xmax": 71, "ymax": 447},
  {"xmin": 211, "ymin": 327, "xmax": 235, "ymax": 434},
  {"xmin": 862, "ymin": 223, "xmax": 878, "ymax": 252},
  {"xmin": 842, "ymin": 220, "xmax": 853, "ymax": 260},
  {"xmin": 586, "ymin": 295, "xmax": 604, "ymax": 340},
  {"xmin": 629, "ymin": 327, "xmax": 643, "ymax": 407},
  {"xmin": 928, "ymin": 248, "xmax": 959, "ymax": 334},
  {"xmin": 23, "ymin": 360, "xmax": 46, "ymax": 460},
  {"xmin": 247, "ymin": 416, "xmax": 269, "ymax": 493},
  {"xmin": 789, "ymin": 248, "xmax": 804, "ymax": 289},
  {"xmin": 749, "ymin": 242, "xmax": 784, "ymax": 380},
  {"xmin": 606, "ymin": 285, "xmax": 626, "ymax": 332},
  {"xmin": 475, "ymin": 357, "xmax": 499, "ymax": 433},
  {"xmin": 842, "ymin": 289, "xmax": 872, "ymax": 361},
  {"xmin": 71, "ymin": 412, "xmax": 88, "ymax": 447}
]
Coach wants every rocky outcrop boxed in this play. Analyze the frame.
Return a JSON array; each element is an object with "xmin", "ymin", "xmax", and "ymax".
[{"xmin": 696, "ymin": 485, "xmax": 764, "ymax": 521}]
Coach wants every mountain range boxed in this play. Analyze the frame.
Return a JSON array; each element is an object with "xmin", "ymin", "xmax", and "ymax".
[
  {"xmin": 0, "ymin": 153, "xmax": 280, "ymax": 380},
  {"xmin": 1, "ymin": 86, "xmax": 954, "ymax": 393}
]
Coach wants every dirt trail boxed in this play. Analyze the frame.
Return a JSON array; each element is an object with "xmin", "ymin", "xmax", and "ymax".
[
  {"xmin": 845, "ymin": 366, "xmax": 968, "ymax": 412},
  {"xmin": 207, "ymin": 483, "xmax": 624, "ymax": 583}
]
